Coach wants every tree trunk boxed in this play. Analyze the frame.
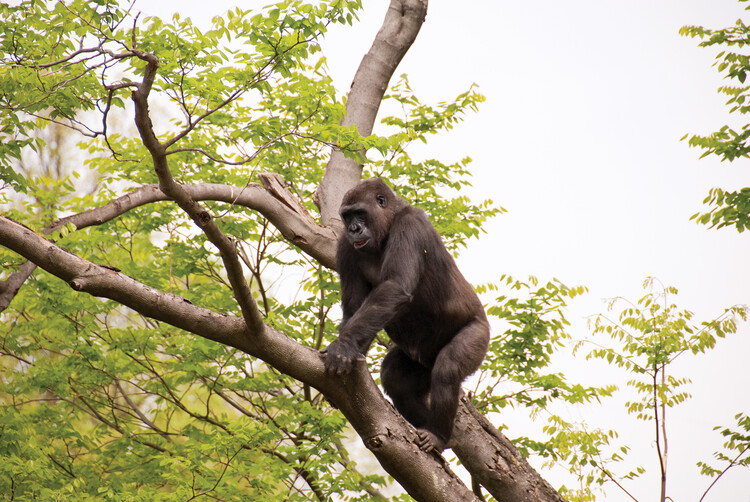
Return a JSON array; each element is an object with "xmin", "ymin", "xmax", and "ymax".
[{"xmin": 315, "ymin": 0, "xmax": 429, "ymax": 228}]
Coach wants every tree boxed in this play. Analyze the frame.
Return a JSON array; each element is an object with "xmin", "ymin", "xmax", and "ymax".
[
  {"xmin": 681, "ymin": 0, "xmax": 750, "ymax": 232},
  {"xmin": 0, "ymin": 1, "xmax": 584, "ymax": 500},
  {"xmin": 575, "ymin": 278, "xmax": 748, "ymax": 502}
]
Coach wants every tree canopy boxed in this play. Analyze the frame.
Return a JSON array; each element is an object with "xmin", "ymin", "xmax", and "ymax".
[{"xmin": 0, "ymin": 1, "xmax": 573, "ymax": 500}]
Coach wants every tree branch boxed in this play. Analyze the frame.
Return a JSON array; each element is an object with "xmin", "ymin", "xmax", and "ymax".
[
  {"xmin": 0, "ymin": 182, "xmax": 336, "ymax": 312},
  {"xmin": 114, "ymin": 379, "xmax": 172, "ymax": 440},
  {"xmin": 452, "ymin": 396, "xmax": 566, "ymax": 502},
  {"xmin": 0, "ymin": 215, "xmax": 247, "ymax": 349},
  {"xmin": 0, "ymin": 260, "xmax": 36, "ymax": 311},
  {"xmin": 129, "ymin": 49, "xmax": 263, "ymax": 333},
  {"xmin": 699, "ymin": 444, "xmax": 750, "ymax": 502}
]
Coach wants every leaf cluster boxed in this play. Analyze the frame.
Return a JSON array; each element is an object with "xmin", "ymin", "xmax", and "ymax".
[
  {"xmin": 680, "ymin": 4, "xmax": 750, "ymax": 232},
  {"xmin": 473, "ymin": 276, "xmax": 609, "ymax": 414},
  {"xmin": 540, "ymin": 416, "xmax": 644, "ymax": 502},
  {"xmin": 697, "ymin": 413, "xmax": 750, "ymax": 479},
  {"xmin": 582, "ymin": 278, "xmax": 746, "ymax": 421}
]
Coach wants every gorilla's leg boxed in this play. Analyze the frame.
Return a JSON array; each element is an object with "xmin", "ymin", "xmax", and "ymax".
[
  {"xmin": 424, "ymin": 318, "xmax": 490, "ymax": 451},
  {"xmin": 381, "ymin": 346, "xmax": 431, "ymax": 428}
]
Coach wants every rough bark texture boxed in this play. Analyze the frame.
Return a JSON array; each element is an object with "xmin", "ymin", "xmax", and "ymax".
[
  {"xmin": 0, "ymin": 1, "xmax": 568, "ymax": 500},
  {"xmin": 453, "ymin": 397, "xmax": 566, "ymax": 502}
]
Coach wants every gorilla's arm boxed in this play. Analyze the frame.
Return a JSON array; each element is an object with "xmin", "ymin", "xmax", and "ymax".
[
  {"xmin": 324, "ymin": 211, "xmax": 427, "ymax": 373},
  {"xmin": 337, "ymin": 238, "xmax": 371, "ymax": 335}
]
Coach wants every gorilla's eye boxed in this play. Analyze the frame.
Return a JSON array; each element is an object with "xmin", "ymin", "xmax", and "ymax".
[{"xmin": 376, "ymin": 195, "xmax": 387, "ymax": 208}]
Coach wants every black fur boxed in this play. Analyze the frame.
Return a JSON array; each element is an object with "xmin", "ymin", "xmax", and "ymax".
[{"xmin": 322, "ymin": 178, "xmax": 490, "ymax": 452}]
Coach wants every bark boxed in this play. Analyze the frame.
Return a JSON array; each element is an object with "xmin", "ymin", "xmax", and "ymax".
[{"xmin": 453, "ymin": 397, "xmax": 566, "ymax": 502}]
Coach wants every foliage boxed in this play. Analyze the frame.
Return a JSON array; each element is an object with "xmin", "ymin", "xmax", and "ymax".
[
  {"xmin": 468, "ymin": 277, "xmax": 631, "ymax": 502},
  {"xmin": 680, "ymin": 1, "xmax": 750, "ymax": 232},
  {"xmin": 473, "ymin": 276, "xmax": 608, "ymax": 414},
  {"xmin": 545, "ymin": 415, "xmax": 638, "ymax": 502}
]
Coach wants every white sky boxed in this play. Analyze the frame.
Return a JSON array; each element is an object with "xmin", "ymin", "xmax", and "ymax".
[{"xmin": 137, "ymin": 1, "xmax": 750, "ymax": 500}]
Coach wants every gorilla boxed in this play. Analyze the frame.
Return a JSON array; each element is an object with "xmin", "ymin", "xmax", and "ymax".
[{"xmin": 322, "ymin": 178, "xmax": 490, "ymax": 453}]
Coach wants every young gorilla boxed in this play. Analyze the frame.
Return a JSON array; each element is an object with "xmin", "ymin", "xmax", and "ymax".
[{"xmin": 322, "ymin": 178, "xmax": 490, "ymax": 453}]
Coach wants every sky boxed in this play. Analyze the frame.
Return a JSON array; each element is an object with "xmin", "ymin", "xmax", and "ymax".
[{"xmin": 138, "ymin": 1, "xmax": 750, "ymax": 500}]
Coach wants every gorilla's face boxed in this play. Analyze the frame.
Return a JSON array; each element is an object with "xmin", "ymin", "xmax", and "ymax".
[{"xmin": 339, "ymin": 179, "xmax": 394, "ymax": 253}]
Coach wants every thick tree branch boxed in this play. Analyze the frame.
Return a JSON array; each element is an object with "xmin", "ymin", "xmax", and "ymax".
[
  {"xmin": 315, "ymin": 0, "xmax": 428, "ymax": 226},
  {"xmin": 0, "ymin": 216, "xmax": 246, "ymax": 349},
  {"xmin": 453, "ymin": 396, "xmax": 566, "ymax": 502},
  {"xmin": 0, "ymin": 182, "xmax": 336, "ymax": 312},
  {"xmin": 0, "ymin": 260, "xmax": 35, "ymax": 311}
]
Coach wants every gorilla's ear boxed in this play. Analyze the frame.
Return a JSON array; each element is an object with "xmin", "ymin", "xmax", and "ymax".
[{"xmin": 376, "ymin": 194, "xmax": 387, "ymax": 208}]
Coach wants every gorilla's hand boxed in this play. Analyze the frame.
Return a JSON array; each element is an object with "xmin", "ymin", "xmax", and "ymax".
[{"xmin": 322, "ymin": 338, "xmax": 360, "ymax": 375}]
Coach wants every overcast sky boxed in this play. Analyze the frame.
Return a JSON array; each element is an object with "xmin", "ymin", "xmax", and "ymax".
[{"xmin": 142, "ymin": 2, "xmax": 750, "ymax": 500}]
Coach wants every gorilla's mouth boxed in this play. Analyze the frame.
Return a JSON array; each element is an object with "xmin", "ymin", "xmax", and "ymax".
[{"xmin": 353, "ymin": 239, "xmax": 369, "ymax": 249}]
